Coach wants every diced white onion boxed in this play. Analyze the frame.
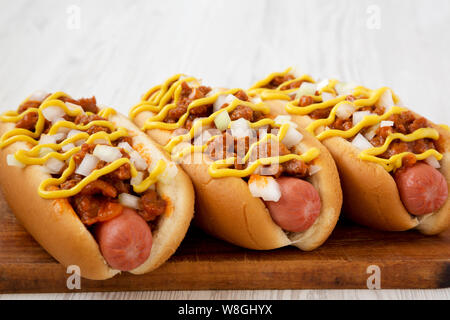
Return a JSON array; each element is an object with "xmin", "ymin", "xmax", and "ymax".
[
  {"xmin": 425, "ymin": 156, "xmax": 441, "ymax": 169},
  {"xmin": 295, "ymin": 82, "xmax": 317, "ymax": 99},
  {"xmin": 336, "ymin": 102, "xmax": 356, "ymax": 120},
  {"xmin": 65, "ymin": 102, "xmax": 83, "ymax": 112},
  {"xmin": 251, "ymin": 96, "xmax": 262, "ymax": 104},
  {"xmin": 248, "ymin": 175, "xmax": 281, "ymax": 202},
  {"xmin": 274, "ymin": 115, "xmax": 298, "ymax": 129},
  {"xmin": 352, "ymin": 111, "xmax": 372, "ymax": 126},
  {"xmin": 159, "ymin": 163, "xmax": 178, "ymax": 184},
  {"xmin": 213, "ymin": 94, "xmax": 236, "ymax": 112},
  {"xmin": 39, "ymin": 147, "xmax": 54, "ymax": 157},
  {"xmin": 29, "ymin": 90, "xmax": 48, "ymax": 102},
  {"xmin": 206, "ymin": 88, "xmax": 220, "ymax": 97},
  {"xmin": 364, "ymin": 124, "xmax": 380, "ymax": 141},
  {"xmin": 321, "ymin": 92, "xmax": 334, "ymax": 102},
  {"xmin": 335, "ymin": 82, "xmax": 357, "ymax": 96},
  {"xmin": 230, "ymin": 118, "xmax": 252, "ymax": 138},
  {"xmin": 380, "ymin": 120, "xmax": 394, "ymax": 128},
  {"xmin": 45, "ymin": 157, "xmax": 65, "ymax": 174},
  {"xmin": 316, "ymin": 79, "xmax": 329, "ymax": 91},
  {"xmin": 214, "ymin": 110, "xmax": 231, "ymax": 131},
  {"xmin": 377, "ymin": 89, "xmax": 395, "ymax": 108},
  {"xmin": 117, "ymin": 142, "xmax": 133, "ymax": 152},
  {"xmin": 67, "ymin": 129, "xmax": 84, "ymax": 139},
  {"xmin": 93, "ymin": 145, "xmax": 122, "ymax": 163},
  {"xmin": 61, "ymin": 143, "xmax": 75, "ymax": 153},
  {"xmin": 309, "ymin": 165, "xmax": 321, "ymax": 176},
  {"xmin": 39, "ymin": 134, "xmax": 57, "ymax": 145},
  {"xmin": 118, "ymin": 193, "xmax": 141, "ymax": 210},
  {"xmin": 75, "ymin": 154, "xmax": 99, "ymax": 176},
  {"xmin": 130, "ymin": 171, "xmax": 144, "ymax": 186},
  {"xmin": 42, "ymin": 106, "xmax": 65, "ymax": 122},
  {"xmin": 130, "ymin": 150, "xmax": 148, "ymax": 170},
  {"xmin": 6, "ymin": 154, "xmax": 25, "ymax": 168},
  {"xmin": 282, "ymin": 126, "xmax": 303, "ymax": 148},
  {"xmin": 352, "ymin": 133, "xmax": 373, "ymax": 151}
]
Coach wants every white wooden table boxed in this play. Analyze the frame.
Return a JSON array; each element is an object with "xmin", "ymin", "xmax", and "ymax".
[{"xmin": 0, "ymin": 0, "xmax": 449, "ymax": 299}]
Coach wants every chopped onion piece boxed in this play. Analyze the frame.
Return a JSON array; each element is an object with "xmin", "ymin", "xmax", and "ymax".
[
  {"xmin": 425, "ymin": 156, "xmax": 441, "ymax": 169},
  {"xmin": 29, "ymin": 90, "xmax": 48, "ymax": 102},
  {"xmin": 377, "ymin": 89, "xmax": 395, "ymax": 108},
  {"xmin": 130, "ymin": 150, "xmax": 148, "ymax": 170},
  {"xmin": 309, "ymin": 165, "xmax": 321, "ymax": 176},
  {"xmin": 130, "ymin": 171, "xmax": 144, "ymax": 186},
  {"xmin": 159, "ymin": 163, "xmax": 178, "ymax": 184},
  {"xmin": 93, "ymin": 145, "xmax": 122, "ymax": 163},
  {"xmin": 364, "ymin": 123, "xmax": 380, "ymax": 141},
  {"xmin": 93, "ymin": 139, "xmax": 108, "ymax": 145},
  {"xmin": 39, "ymin": 134, "xmax": 56, "ymax": 145},
  {"xmin": 7, "ymin": 154, "xmax": 25, "ymax": 168},
  {"xmin": 206, "ymin": 88, "xmax": 220, "ymax": 97},
  {"xmin": 251, "ymin": 96, "xmax": 262, "ymax": 104},
  {"xmin": 75, "ymin": 139, "xmax": 86, "ymax": 147},
  {"xmin": 42, "ymin": 106, "xmax": 65, "ymax": 122},
  {"xmin": 274, "ymin": 115, "xmax": 298, "ymax": 128},
  {"xmin": 61, "ymin": 143, "xmax": 75, "ymax": 153},
  {"xmin": 68, "ymin": 129, "xmax": 84, "ymax": 138},
  {"xmin": 118, "ymin": 193, "xmax": 141, "ymax": 210},
  {"xmin": 65, "ymin": 102, "xmax": 83, "ymax": 112},
  {"xmin": 45, "ymin": 157, "xmax": 65, "ymax": 174},
  {"xmin": 352, "ymin": 133, "xmax": 373, "ymax": 151},
  {"xmin": 352, "ymin": 111, "xmax": 372, "ymax": 126},
  {"xmin": 230, "ymin": 118, "xmax": 252, "ymax": 138},
  {"xmin": 336, "ymin": 102, "xmax": 356, "ymax": 120},
  {"xmin": 321, "ymin": 92, "xmax": 334, "ymax": 102},
  {"xmin": 335, "ymin": 82, "xmax": 357, "ymax": 96},
  {"xmin": 316, "ymin": 79, "xmax": 329, "ymax": 91},
  {"xmin": 39, "ymin": 147, "xmax": 54, "ymax": 157},
  {"xmin": 117, "ymin": 142, "xmax": 133, "ymax": 152},
  {"xmin": 282, "ymin": 126, "xmax": 303, "ymax": 148},
  {"xmin": 213, "ymin": 94, "xmax": 236, "ymax": 112},
  {"xmin": 380, "ymin": 120, "xmax": 394, "ymax": 128},
  {"xmin": 75, "ymin": 154, "xmax": 99, "ymax": 176},
  {"xmin": 248, "ymin": 175, "xmax": 281, "ymax": 202},
  {"xmin": 214, "ymin": 110, "xmax": 231, "ymax": 131},
  {"xmin": 295, "ymin": 82, "xmax": 316, "ymax": 99}
]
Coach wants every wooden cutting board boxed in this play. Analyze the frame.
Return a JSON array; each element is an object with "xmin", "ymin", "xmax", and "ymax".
[{"xmin": 0, "ymin": 190, "xmax": 449, "ymax": 293}]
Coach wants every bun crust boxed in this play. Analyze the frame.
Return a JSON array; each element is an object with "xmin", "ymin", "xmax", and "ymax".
[
  {"xmin": 134, "ymin": 110, "xmax": 342, "ymax": 250},
  {"xmin": 266, "ymin": 99, "xmax": 450, "ymax": 234},
  {"xmin": 0, "ymin": 111, "xmax": 194, "ymax": 279}
]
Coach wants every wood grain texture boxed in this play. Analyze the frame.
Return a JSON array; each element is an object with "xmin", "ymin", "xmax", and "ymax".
[
  {"xmin": 0, "ymin": 189, "xmax": 449, "ymax": 293},
  {"xmin": 0, "ymin": 0, "xmax": 449, "ymax": 299}
]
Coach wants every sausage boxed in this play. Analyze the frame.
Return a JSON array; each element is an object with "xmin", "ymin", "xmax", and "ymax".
[
  {"xmin": 95, "ymin": 208, "xmax": 152, "ymax": 271},
  {"xmin": 394, "ymin": 163, "xmax": 448, "ymax": 215},
  {"xmin": 265, "ymin": 177, "xmax": 321, "ymax": 232}
]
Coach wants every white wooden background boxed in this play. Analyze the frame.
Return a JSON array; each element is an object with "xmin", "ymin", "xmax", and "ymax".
[{"xmin": 0, "ymin": 0, "xmax": 449, "ymax": 300}]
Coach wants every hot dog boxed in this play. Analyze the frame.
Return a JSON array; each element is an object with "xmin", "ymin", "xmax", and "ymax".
[
  {"xmin": 248, "ymin": 68, "xmax": 450, "ymax": 234},
  {"xmin": 265, "ymin": 177, "xmax": 321, "ymax": 232},
  {"xmin": 394, "ymin": 163, "xmax": 448, "ymax": 216},
  {"xmin": 129, "ymin": 74, "xmax": 342, "ymax": 251},
  {"xmin": 96, "ymin": 208, "xmax": 153, "ymax": 271},
  {"xmin": 0, "ymin": 92, "xmax": 194, "ymax": 279}
]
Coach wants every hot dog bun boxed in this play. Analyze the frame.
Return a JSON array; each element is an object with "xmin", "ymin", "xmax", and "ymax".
[
  {"xmin": 133, "ymin": 108, "xmax": 342, "ymax": 251},
  {"xmin": 264, "ymin": 99, "xmax": 450, "ymax": 235},
  {"xmin": 0, "ymin": 110, "xmax": 195, "ymax": 279}
]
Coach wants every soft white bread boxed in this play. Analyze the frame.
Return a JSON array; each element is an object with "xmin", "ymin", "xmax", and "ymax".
[
  {"xmin": 265, "ymin": 99, "xmax": 450, "ymax": 234},
  {"xmin": 0, "ymin": 111, "xmax": 194, "ymax": 279},
  {"xmin": 134, "ymin": 110, "xmax": 342, "ymax": 250}
]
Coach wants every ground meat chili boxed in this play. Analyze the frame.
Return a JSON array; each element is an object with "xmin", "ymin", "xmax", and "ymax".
[{"xmin": 14, "ymin": 95, "xmax": 169, "ymax": 228}]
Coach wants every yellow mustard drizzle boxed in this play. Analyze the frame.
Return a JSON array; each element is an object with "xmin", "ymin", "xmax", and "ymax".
[
  {"xmin": 0, "ymin": 93, "xmax": 167, "ymax": 198},
  {"xmin": 248, "ymin": 68, "xmax": 316, "ymax": 101},
  {"xmin": 250, "ymin": 71, "xmax": 444, "ymax": 172},
  {"xmin": 129, "ymin": 75, "xmax": 320, "ymax": 178}
]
